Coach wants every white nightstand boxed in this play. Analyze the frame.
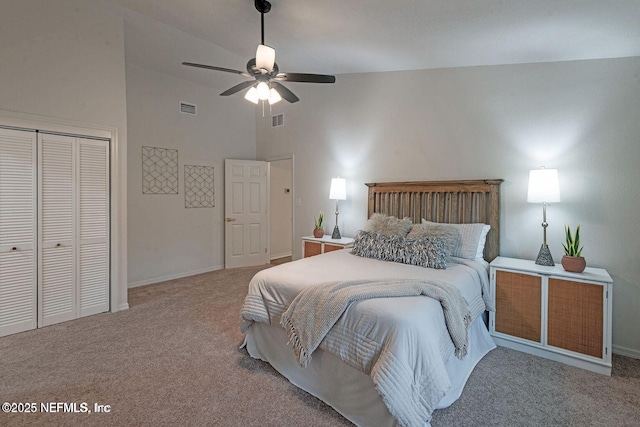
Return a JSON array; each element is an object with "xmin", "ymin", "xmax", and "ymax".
[
  {"xmin": 489, "ymin": 256, "xmax": 613, "ymax": 375},
  {"xmin": 301, "ymin": 235, "xmax": 354, "ymax": 258}
]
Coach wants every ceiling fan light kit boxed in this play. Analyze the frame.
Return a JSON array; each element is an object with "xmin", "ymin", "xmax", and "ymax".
[
  {"xmin": 182, "ymin": 0, "xmax": 335, "ymax": 105},
  {"xmin": 244, "ymin": 87, "xmax": 259, "ymax": 104}
]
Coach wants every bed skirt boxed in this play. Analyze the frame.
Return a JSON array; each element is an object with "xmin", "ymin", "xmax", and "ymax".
[{"xmin": 244, "ymin": 316, "xmax": 495, "ymax": 427}]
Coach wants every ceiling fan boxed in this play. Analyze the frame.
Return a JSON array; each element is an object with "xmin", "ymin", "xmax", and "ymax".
[{"xmin": 182, "ymin": 0, "xmax": 336, "ymax": 104}]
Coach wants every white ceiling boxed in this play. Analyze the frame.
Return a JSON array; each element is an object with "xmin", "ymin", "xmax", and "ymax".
[{"xmin": 101, "ymin": 0, "xmax": 640, "ymax": 89}]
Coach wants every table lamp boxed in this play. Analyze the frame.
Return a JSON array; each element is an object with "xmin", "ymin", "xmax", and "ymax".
[
  {"xmin": 329, "ymin": 177, "xmax": 346, "ymax": 239},
  {"xmin": 527, "ymin": 168, "xmax": 561, "ymax": 266}
]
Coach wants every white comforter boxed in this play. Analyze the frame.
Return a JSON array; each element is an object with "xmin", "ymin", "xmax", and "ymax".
[{"xmin": 240, "ymin": 250, "xmax": 491, "ymax": 426}]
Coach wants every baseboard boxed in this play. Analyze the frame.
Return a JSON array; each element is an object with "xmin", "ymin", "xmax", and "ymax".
[
  {"xmin": 270, "ymin": 252, "xmax": 292, "ymax": 260},
  {"xmin": 117, "ymin": 303, "xmax": 129, "ymax": 311},
  {"xmin": 128, "ymin": 265, "xmax": 225, "ymax": 288},
  {"xmin": 613, "ymin": 344, "xmax": 640, "ymax": 360}
]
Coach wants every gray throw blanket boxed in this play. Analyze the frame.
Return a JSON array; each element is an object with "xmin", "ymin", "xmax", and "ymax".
[{"xmin": 280, "ymin": 278, "xmax": 472, "ymax": 368}]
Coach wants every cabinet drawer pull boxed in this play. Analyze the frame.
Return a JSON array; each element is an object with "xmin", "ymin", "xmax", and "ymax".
[
  {"xmin": 56, "ymin": 243, "xmax": 61, "ymax": 247},
  {"xmin": 12, "ymin": 247, "xmax": 17, "ymax": 251}
]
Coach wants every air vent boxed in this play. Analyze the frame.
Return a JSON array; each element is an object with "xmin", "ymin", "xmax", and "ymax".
[
  {"xmin": 180, "ymin": 102, "xmax": 197, "ymax": 115},
  {"xmin": 272, "ymin": 113, "xmax": 284, "ymax": 127}
]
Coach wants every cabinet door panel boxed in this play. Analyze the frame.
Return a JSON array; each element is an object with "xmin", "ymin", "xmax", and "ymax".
[
  {"xmin": 548, "ymin": 278, "xmax": 603, "ymax": 358},
  {"xmin": 324, "ymin": 244, "xmax": 343, "ymax": 253},
  {"xmin": 495, "ymin": 270, "xmax": 542, "ymax": 342},
  {"xmin": 304, "ymin": 241, "xmax": 322, "ymax": 257}
]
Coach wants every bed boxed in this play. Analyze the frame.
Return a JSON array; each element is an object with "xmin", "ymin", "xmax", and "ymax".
[{"xmin": 241, "ymin": 179, "xmax": 503, "ymax": 427}]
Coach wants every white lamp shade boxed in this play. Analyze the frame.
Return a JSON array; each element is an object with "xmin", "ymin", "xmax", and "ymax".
[
  {"xmin": 527, "ymin": 168, "xmax": 561, "ymax": 203},
  {"xmin": 256, "ymin": 82, "xmax": 270, "ymax": 100},
  {"xmin": 268, "ymin": 88, "xmax": 281, "ymax": 105},
  {"xmin": 244, "ymin": 87, "xmax": 259, "ymax": 104},
  {"xmin": 256, "ymin": 44, "xmax": 275, "ymax": 72},
  {"xmin": 329, "ymin": 177, "xmax": 346, "ymax": 200}
]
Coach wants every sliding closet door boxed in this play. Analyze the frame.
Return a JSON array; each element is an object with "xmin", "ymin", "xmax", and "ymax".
[
  {"xmin": 78, "ymin": 138, "xmax": 109, "ymax": 317},
  {"xmin": 38, "ymin": 133, "xmax": 76, "ymax": 327},
  {"xmin": 0, "ymin": 128, "xmax": 37, "ymax": 337}
]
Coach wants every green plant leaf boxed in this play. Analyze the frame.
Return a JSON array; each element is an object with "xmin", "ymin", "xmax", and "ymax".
[{"xmin": 563, "ymin": 224, "xmax": 584, "ymax": 257}]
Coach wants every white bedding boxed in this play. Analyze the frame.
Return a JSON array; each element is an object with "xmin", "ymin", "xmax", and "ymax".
[{"xmin": 241, "ymin": 250, "xmax": 495, "ymax": 426}]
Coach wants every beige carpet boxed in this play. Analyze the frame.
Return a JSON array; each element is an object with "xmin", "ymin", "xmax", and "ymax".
[{"xmin": 1, "ymin": 264, "xmax": 639, "ymax": 426}]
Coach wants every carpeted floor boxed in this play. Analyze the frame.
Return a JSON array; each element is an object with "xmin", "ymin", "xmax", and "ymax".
[{"xmin": 1, "ymin": 264, "xmax": 639, "ymax": 426}]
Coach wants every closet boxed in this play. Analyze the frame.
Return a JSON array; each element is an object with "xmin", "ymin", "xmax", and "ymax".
[{"xmin": 0, "ymin": 127, "xmax": 110, "ymax": 337}]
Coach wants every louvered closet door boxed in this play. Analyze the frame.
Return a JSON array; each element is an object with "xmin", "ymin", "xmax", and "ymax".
[
  {"xmin": 39, "ymin": 133, "xmax": 77, "ymax": 327},
  {"xmin": 38, "ymin": 134, "xmax": 110, "ymax": 327},
  {"xmin": 78, "ymin": 138, "xmax": 109, "ymax": 317},
  {"xmin": 0, "ymin": 128, "xmax": 37, "ymax": 337}
]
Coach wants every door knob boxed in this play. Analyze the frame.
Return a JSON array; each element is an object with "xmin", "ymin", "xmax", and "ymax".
[{"xmin": 226, "ymin": 218, "xmax": 236, "ymax": 222}]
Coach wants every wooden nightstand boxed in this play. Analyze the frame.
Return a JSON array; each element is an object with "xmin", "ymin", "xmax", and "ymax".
[
  {"xmin": 302, "ymin": 236, "xmax": 354, "ymax": 258},
  {"xmin": 489, "ymin": 256, "xmax": 613, "ymax": 375}
]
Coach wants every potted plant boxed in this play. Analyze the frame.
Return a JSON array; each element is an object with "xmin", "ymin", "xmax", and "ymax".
[
  {"xmin": 561, "ymin": 224, "xmax": 586, "ymax": 273},
  {"xmin": 313, "ymin": 212, "xmax": 324, "ymax": 238}
]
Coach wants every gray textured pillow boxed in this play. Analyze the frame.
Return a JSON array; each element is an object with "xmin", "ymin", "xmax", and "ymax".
[
  {"xmin": 351, "ymin": 230, "xmax": 447, "ymax": 269},
  {"xmin": 407, "ymin": 223, "xmax": 461, "ymax": 259},
  {"xmin": 363, "ymin": 213, "xmax": 413, "ymax": 237}
]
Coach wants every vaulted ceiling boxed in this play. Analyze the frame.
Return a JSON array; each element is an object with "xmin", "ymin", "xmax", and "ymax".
[{"xmin": 101, "ymin": 0, "xmax": 640, "ymax": 89}]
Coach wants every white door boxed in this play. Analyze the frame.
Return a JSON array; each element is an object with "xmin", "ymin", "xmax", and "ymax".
[
  {"xmin": 224, "ymin": 159, "xmax": 268, "ymax": 268},
  {"xmin": 38, "ymin": 133, "xmax": 77, "ymax": 327},
  {"xmin": 38, "ymin": 133, "xmax": 110, "ymax": 327},
  {"xmin": 78, "ymin": 138, "xmax": 110, "ymax": 317},
  {"xmin": 0, "ymin": 128, "xmax": 37, "ymax": 337}
]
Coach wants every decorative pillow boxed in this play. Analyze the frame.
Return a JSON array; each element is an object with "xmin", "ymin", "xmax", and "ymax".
[
  {"xmin": 363, "ymin": 213, "xmax": 413, "ymax": 237},
  {"xmin": 421, "ymin": 220, "xmax": 490, "ymax": 261},
  {"xmin": 407, "ymin": 223, "xmax": 461, "ymax": 259},
  {"xmin": 351, "ymin": 230, "xmax": 447, "ymax": 269}
]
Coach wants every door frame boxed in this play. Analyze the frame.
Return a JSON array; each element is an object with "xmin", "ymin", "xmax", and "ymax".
[{"xmin": 265, "ymin": 154, "xmax": 295, "ymax": 262}]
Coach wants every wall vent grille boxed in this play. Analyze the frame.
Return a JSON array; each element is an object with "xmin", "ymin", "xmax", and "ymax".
[
  {"xmin": 272, "ymin": 113, "xmax": 284, "ymax": 127},
  {"xmin": 180, "ymin": 102, "xmax": 197, "ymax": 115}
]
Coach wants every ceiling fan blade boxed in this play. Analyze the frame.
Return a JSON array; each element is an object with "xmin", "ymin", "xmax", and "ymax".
[
  {"xmin": 274, "ymin": 72, "xmax": 336, "ymax": 84},
  {"xmin": 182, "ymin": 62, "xmax": 251, "ymax": 77},
  {"xmin": 220, "ymin": 80, "xmax": 257, "ymax": 96},
  {"xmin": 271, "ymin": 82, "xmax": 299, "ymax": 103}
]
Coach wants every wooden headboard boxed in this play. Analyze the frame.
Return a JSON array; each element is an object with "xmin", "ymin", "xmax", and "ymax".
[{"xmin": 365, "ymin": 179, "xmax": 504, "ymax": 262}]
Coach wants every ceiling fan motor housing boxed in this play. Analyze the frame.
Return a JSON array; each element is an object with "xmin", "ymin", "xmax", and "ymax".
[{"xmin": 247, "ymin": 58, "xmax": 279, "ymax": 78}]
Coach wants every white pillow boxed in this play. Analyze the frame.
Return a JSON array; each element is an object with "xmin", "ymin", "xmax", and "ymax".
[{"xmin": 422, "ymin": 219, "xmax": 490, "ymax": 260}]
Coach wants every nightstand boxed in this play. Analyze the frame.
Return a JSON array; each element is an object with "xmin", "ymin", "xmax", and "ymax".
[
  {"xmin": 489, "ymin": 256, "xmax": 613, "ymax": 375},
  {"xmin": 301, "ymin": 235, "xmax": 354, "ymax": 258}
]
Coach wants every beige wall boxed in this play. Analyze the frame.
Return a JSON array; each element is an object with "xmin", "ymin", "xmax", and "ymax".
[
  {"xmin": 0, "ymin": 0, "xmax": 129, "ymax": 310},
  {"xmin": 126, "ymin": 63, "xmax": 256, "ymax": 286},
  {"xmin": 257, "ymin": 57, "xmax": 640, "ymax": 357}
]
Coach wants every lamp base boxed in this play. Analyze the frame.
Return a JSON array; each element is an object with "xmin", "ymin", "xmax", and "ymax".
[
  {"xmin": 535, "ymin": 244, "xmax": 555, "ymax": 266},
  {"xmin": 331, "ymin": 225, "xmax": 342, "ymax": 239}
]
